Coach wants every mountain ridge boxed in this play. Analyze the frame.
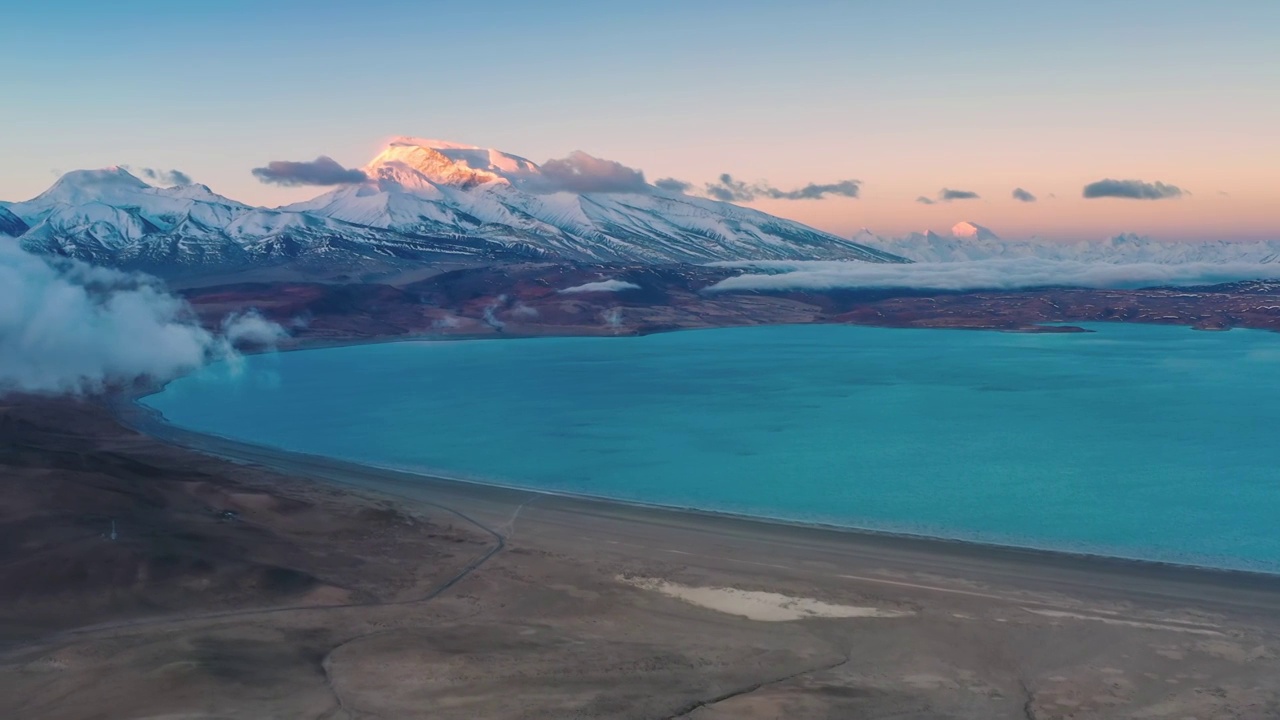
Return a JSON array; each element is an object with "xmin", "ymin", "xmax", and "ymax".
[{"xmin": 1, "ymin": 138, "xmax": 902, "ymax": 274}]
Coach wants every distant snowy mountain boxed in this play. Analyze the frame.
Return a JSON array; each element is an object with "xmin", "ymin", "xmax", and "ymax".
[
  {"xmin": 949, "ymin": 221, "xmax": 998, "ymax": 241},
  {"xmin": 858, "ymin": 227, "xmax": 1280, "ymax": 264},
  {"xmin": 0, "ymin": 139, "xmax": 903, "ymax": 274},
  {"xmin": 285, "ymin": 137, "xmax": 900, "ymax": 264}
]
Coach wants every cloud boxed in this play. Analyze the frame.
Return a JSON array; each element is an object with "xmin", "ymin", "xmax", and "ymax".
[
  {"xmin": 1082, "ymin": 178, "xmax": 1184, "ymax": 200},
  {"xmin": 1011, "ymin": 187, "xmax": 1037, "ymax": 203},
  {"xmin": 221, "ymin": 310, "xmax": 288, "ymax": 348},
  {"xmin": 704, "ymin": 174, "xmax": 860, "ymax": 202},
  {"xmin": 530, "ymin": 151, "xmax": 649, "ymax": 194},
  {"xmin": 560, "ymin": 279, "xmax": 641, "ymax": 294},
  {"xmin": 251, "ymin": 156, "xmax": 368, "ymax": 186},
  {"xmin": 706, "ymin": 259, "xmax": 1280, "ymax": 293},
  {"xmin": 915, "ymin": 196, "xmax": 936, "ymax": 205},
  {"xmin": 0, "ymin": 244, "xmax": 283, "ymax": 395},
  {"xmin": 603, "ymin": 307, "xmax": 623, "ymax": 329},
  {"xmin": 654, "ymin": 177, "xmax": 693, "ymax": 193},
  {"xmin": 938, "ymin": 188, "xmax": 980, "ymax": 202},
  {"xmin": 131, "ymin": 167, "xmax": 193, "ymax": 186}
]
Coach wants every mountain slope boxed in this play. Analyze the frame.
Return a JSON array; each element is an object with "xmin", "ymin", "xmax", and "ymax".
[
  {"xmin": 285, "ymin": 137, "xmax": 902, "ymax": 264},
  {"xmin": 0, "ymin": 207, "xmax": 29, "ymax": 237}
]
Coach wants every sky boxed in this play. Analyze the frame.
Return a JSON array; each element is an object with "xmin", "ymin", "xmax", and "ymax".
[{"xmin": 2, "ymin": 0, "xmax": 1277, "ymax": 242}]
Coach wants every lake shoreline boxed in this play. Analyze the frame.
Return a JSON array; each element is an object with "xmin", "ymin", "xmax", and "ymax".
[
  {"xmin": 134, "ymin": 322, "xmax": 1280, "ymax": 578},
  {"xmin": 116, "ymin": 383, "xmax": 1280, "ymax": 597}
]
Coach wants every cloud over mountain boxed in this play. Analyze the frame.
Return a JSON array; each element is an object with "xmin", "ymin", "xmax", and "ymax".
[
  {"xmin": 1083, "ymin": 178, "xmax": 1184, "ymax": 200},
  {"xmin": 252, "ymin": 156, "xmax": 368, "ymax": 186},
  {"xmin": 653, "ymin": 177, "xmax": 693, "ymax": 193},
  {"xmin": 130, "ymin": 167, "xmax": 193, "ymax": 186},
  {"xmin": 703, "ymin": 174, "xmax": 861, "ymax": 202},
  {"xmin": 531, "ymin": 151, "xmax": 649, "ymax": 194}
]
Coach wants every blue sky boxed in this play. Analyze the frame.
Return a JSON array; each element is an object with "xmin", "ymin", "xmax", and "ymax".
[{"xmin": 3, "ymin": 0, "xmax": 1277, "ymax": 240}]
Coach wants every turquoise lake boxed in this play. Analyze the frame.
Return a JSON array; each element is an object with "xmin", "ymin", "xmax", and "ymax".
[{"xmin": 144, "ymin": 324, "xmax": 1280, "ymax": 573}]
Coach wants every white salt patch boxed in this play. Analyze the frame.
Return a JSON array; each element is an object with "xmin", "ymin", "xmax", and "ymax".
[{"xmin": 620, "ymin": 576, "xmax": 913, "ymax": 622}]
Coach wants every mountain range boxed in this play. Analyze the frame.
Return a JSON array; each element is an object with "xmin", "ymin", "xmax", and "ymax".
[
  {"xmin": 0, "ymin": 138, "xmax": 900, "ymax": 275},
  {"xmin": 857, "ymin": 222, "xmax": 1280, "ymax": 264}
]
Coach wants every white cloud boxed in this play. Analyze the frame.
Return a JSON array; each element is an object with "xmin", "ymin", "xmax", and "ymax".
[
  {"xmin": 221, "ymin": 310, "xmax": 288, "ymax": 348},
  {"xmin": 0, "ymin": 242, "xmax": 284, "ymax": 395},
  {"xmin": 707, "ymin": 259, "xmax": 1280, "ymax": 293},
  {"xmin": 560, "ymin": 279, "xmax": 641, "ymax": 294}
]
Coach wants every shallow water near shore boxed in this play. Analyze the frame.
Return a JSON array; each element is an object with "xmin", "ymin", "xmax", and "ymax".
[{"xmin": 145, "ymin": 323, "xmax": 1280, "ymax": 573}]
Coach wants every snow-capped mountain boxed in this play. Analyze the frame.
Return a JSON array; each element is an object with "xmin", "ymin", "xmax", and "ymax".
[
  {"xmin": 858, "ymin": 226, "xmax": 1280, "ymax": 264},
  {"xmin": 0, "ymin": 139, "xmax": 902, "ymax": 274},
  {"xmin": 285, "ymin": 137, "xmax": 901, "ymax": 264},
  {"xmin": 949, "ymin": 221, "xmax": 998, "ymax": 241},
  {"xmin": 1, "ymin": 167, "xmax": 526, "ymax": 272}
]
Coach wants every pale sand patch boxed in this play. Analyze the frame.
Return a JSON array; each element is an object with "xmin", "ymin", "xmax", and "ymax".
[
  {"xmin": 619, "ymin": 576, "xmax": 913, "ymax": 622},
  {"xmin": 1022, "ymin": 608, "xmax": 1224, "ymax": 636}
]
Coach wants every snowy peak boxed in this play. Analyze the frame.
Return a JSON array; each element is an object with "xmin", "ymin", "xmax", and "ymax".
[
  {"xmin": 367, "ymin": 143, "xmax": 509, "ymax": 189},
  {"xmin": 288, "ymin": 137, "xmax": 904, "ymax": 264},
  {"xmin": 951, "ymin": 221, "xmax": 999, "ymax": 241},
  {"xmin": 27, "ymin": 167, "xmax": 150, "ymax": 208},
  {"xmin": 366, "ymin": 137, "xmax": 539, "ymax": 189}
]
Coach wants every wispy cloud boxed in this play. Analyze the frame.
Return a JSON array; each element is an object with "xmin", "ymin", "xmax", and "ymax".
[
  {"xmin": 1082, "ymin": 178, "xmax": 1184, "ymax": 200},
  {"xmin": 252, "ymin": 156, "xmax": 368, "ymax": 186},
  {"xmin": 130, "ymin": 167, "xmax": 193, "ymax": 186},
  {"xmin": 707, "ymin": 259, "xmax": 1280, "ymax": 293},
  {"xmin": 704, "ymin": 174, "xmax": 860, "ymax": 202},
  {"xmin": 1011, "ymin": 187, "xmax": 1037, "ymax": 203},
  {"xmin": 917, "ymin": 188, "xmax": 981, "ymax": 203},
  {"xmin": 653, "ymin": 177, "xmax": 693, "ymax": 193},
  {"xmin": 939, "ymin": 188, "xmax": 980, "ymax": 201},
  {"xmin": 532, "ymin": 151, "xmax": 649, "ymax": 194}
]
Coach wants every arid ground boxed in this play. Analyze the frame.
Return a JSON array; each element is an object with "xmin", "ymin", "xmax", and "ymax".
[{"xmin": 3, "ymin": 396, "xmax": 1280, "ymax": 719}]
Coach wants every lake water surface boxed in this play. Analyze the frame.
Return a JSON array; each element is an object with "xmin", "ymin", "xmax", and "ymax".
[{"xmin": 144, "ymin": 324, "xmax": 1280, "ymax": 572}]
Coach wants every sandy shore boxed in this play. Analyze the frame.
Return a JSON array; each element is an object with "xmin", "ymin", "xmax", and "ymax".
[{"xmin": 3, "ymin": 395, "xmax": 1280, "ymax": 718}]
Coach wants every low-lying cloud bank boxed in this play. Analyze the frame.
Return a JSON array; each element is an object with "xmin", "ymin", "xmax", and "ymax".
[
  {"xmin": 560, "ymin": 279, "xmax": 641, "ymax": 294},
  {"xmin": 1, "ymin": 243, "xmax": 284, "ymax": 395},
  {"xmin": 707, "ymin": 259, "xmax": 1280, "ymax": 293}
]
